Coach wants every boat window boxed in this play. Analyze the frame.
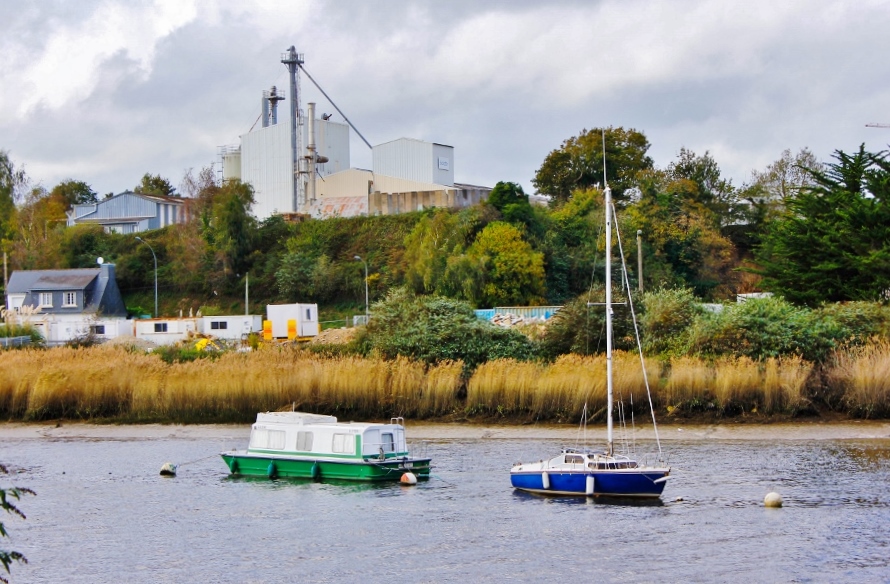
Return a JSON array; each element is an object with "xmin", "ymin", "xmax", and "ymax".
[
  {"xmin": 381, "ymin": 432, "xmax": 395, "ymax": 453},
  {"xmin": 249, "ymin": 429, "xmax": 285, "ymax": 450},
  {"xmin": 565, "ymin": 454, "xmax": 584, "ymax": 465},
  {"xmin": 296, "ymin": 431, "xmax": 313, "ymax": 451},
  {"xmin": 332, "ymin": 433, "xmax": 355, "ymax": 454}
]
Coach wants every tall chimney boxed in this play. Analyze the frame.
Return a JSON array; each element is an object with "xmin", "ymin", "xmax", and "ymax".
[{"xmin": 307, "ymin": 102, "xmax": 317, "ymax": 207}]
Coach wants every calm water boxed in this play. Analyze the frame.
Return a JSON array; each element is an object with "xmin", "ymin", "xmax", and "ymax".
[{"xmin": 2, "ymin": 429, "xmax": 890, "ymax": 583}]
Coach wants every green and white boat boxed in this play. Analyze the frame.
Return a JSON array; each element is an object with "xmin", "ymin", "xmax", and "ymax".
[{"xmin": 221, "ymin": 411, "xmax": 432, "ymax": 481}]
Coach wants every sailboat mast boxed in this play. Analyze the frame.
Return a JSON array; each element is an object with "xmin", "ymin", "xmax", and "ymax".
[{"xmin": 603, "ymin": 130, "xmax": 614, "ymax": 455}]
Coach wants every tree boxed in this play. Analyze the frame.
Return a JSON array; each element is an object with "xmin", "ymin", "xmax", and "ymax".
[
  {"xmin": 738, "ymin": 148, "xmax": 821, "ymax": 240},
  {"xmin": 458, "ymin": 221, "xmax": 546, "ymax": 307},
  {"xmin": 487, "ymin": 181, "xmax": 534, "ymax": 226},
  {"xmin": 402, "ymin": 208, "xmax": 485, "ymax": 295},
  {"xmin": 1, "ymin": 463, "xmax": 34, "ymax": 584},
  {"xmin": 0, "ymin": 151, "xmax": 27, "ymax": 246},
  {"xmin": 755, "ymin": 145, "xmax": 890, "ymax": 305},
  {"xmin": 209, "ymin": 180, "xmax": 256, "ymax": 277},
  {"xmin": 668, "ymin": 148, "xmax": 738, "ymax": 227},
  {"xmin": 49, "ymin": 180, "xmax": 97, "ymax": 208},
  {"xmin": 532, "ymin": 127, "xmax": 654, "ymax": 205},
  {"xmin": 134, "ymin": 173, "xmax": 176, "ymax": 197},
  {"xmin": 627, "ymin": 169, "xmax": 737, "ymax": 299}
]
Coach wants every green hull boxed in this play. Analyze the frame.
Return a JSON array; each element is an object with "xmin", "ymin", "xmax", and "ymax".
[{"xmin": 221, "ymin": 452, "xmax": 431, "ymax": 481}]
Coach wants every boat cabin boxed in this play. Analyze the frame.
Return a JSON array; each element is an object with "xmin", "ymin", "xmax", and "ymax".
[{"xmin": 247, "ymin": 412, "xmax": 409, "ymax": 459}]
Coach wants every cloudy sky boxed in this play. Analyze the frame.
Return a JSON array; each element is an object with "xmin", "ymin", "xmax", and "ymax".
[{"xmin": 2, "ymin": 0, "xmax": 889, "ymax": 198}]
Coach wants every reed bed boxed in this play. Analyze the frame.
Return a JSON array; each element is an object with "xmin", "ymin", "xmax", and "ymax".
[
  {"xmin": 665, "ymin": 356, "xmax": 715, "ymax": 406},
  {"xmin": 714, "ymin": 356, "xmax": 762, "ymax": 409},
  {"xmin": 827, "ymin": 340, "xmax": 890, "ymax": 417},
  {"xmin": 420, "ymin": 360, "xmax": 463, "ymax": 416},
  {"xmin": 1, "ymin": 343, "xmax": 886, "ymax": 421},
  {"xmin": 467, "ymin": 359, "xmax": 542, "ymax": 414}
]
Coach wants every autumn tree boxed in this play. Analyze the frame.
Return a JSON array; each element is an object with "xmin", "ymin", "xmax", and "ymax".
[{"xmin": 532, "ymin": 127, "xmax": 653, "ymax": 205}]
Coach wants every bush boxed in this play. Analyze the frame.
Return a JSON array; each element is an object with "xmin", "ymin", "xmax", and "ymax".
[
  {"xmin": 361, "ymin": 288, "xmax": 534, "ymax": 370},
  {"xmin": 639, "ymin": 288, "xmax": 703, "ymax": 356}
]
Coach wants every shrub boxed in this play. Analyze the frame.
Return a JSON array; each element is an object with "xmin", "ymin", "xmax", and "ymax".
[{"xmin": 639, "ymin": 287, "xmax": 703, "ymax": 356}]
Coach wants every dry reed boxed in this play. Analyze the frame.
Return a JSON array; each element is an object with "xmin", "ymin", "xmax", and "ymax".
[
  {"xmin": 828, "ymin": 340, "xmax": 890, "ymax": 417},
  {"xmin": 714, "ymin": 356, "xmax": 761, "ymax": 408},
  {"xmin": 665, "ymin": 356, "xmax": 714, "ymax": 405}
]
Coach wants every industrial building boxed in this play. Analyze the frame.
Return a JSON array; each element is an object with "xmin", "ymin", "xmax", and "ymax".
[{"xmin": 220, "ymin": 47, "xmax": 490, "ymax": 220}]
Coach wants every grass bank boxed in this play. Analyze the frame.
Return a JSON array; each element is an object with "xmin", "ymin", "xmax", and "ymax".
[{"xmin": 1, "ymin": 343, "xmax": 888, "ymax": 423}]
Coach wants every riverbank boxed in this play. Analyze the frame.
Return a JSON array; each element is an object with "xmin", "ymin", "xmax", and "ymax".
[{"xmin": 2, "ymin": 420, "xmax": 889, "ymax": 441}]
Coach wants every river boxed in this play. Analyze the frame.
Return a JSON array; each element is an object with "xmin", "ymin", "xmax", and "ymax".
[{"xmin": 1, "ymin": 422, "xmax": 889, "ymax": 583}]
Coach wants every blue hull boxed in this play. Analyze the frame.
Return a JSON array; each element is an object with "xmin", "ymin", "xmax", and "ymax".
[{"xmin": 511, "ymin": 470, "xmax": 667, "ymax": 498}]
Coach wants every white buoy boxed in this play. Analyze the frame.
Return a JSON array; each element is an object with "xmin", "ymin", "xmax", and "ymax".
[
  {"xmin": 159, "ymin": 462, "xmax": 177, "ymax": 477},
  {"xmin": 585, "ymin": 475, "xmax": 595, "ymax": 495},
  {"xmin": 541, "ymin": 472, "xmax": 550, "ymax": 490},
  {"xmin": 764, "ymin": 492, "xmax": 783, "ymax": 508},
  {"xmin": 400, "ymin": 472, "xmax": 418, "ymax": 485}
]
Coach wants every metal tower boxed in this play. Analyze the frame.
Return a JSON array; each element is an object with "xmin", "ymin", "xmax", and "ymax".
[{"xmin": 281, "ymin": 46, "xmax": 305, "ymax": 212}]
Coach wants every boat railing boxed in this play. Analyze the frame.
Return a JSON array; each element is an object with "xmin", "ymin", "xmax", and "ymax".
[{"xmin": 390, "ymin": 416, "xmax": 405, "ymax": 426}]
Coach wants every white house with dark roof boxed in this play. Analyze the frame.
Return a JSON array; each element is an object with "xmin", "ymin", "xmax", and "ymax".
[
  {"xmin": 5, "ymin": 264, "xmax": 132, "ymax": 344},
  {"xmin": 67, "ymin": 191, "xmax": 189, "ymax": 234}
]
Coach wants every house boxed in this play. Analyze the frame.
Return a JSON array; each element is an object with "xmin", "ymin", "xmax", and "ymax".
[
  {"xmin": 4, "ymin": 263, "xmax": 131, "ymax": 344},
  {"xmin": 67, "ymin": 191, "xmax": 189, "ymax": 234}
]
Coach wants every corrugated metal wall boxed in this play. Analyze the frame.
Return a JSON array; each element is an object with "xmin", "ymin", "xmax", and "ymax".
[
  {"xmin": 373, "ymin": 138, "xmax": 438, "ymax": 184},
  {"xmin": 303, "ymin": 119, "xmax": 350, "ymax": 177},
  {"xmin": 241, "ymin": 123, "xmax": 294, "ymax": 220}
]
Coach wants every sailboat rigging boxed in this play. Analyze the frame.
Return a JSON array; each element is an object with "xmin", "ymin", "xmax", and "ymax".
[{"xmin": 510, "ymin": 137, "xmax": 670, "ymax": 498}]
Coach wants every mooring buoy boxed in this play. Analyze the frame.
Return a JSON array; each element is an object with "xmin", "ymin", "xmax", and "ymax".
[
  {"xmin": 764, "ymin": 492, "xmax": 783, "ymax": 508},
  {"xmin": 159, "ymin": 462, "xmax": 177, "ymax": 477},
  {"xmin": 400, "ymin": 472, "xmax": 418, "ymax": 485}
]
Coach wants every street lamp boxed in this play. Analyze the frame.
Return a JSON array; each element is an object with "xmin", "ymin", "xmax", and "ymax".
[
  {"xmin": 354, "ymin": 255, "xmax": 369, "ymax": 318},
  {"xmin": 135, "ymin": 236, "xmax": 158, "ymax": 317},
  {"xmin": 636, "ymin": 229, "xmax": 643, "ymax": 293}
]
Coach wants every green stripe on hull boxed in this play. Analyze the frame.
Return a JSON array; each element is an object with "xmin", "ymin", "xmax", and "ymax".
[{"xmin": 221, "ymin": 453, "xmax": 431, "ymax": 481}]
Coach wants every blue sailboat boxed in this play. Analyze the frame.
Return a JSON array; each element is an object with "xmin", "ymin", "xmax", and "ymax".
[{"xmin": 510, "ymin": 165, "xmax": 670, "ymax": 499}]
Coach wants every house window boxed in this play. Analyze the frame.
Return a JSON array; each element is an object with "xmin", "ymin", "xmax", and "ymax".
[
  {"xmin": 210, "ymin": 321, "xmax": 228, "ymax": 330},
  {"xmin": 332, "ymin": 433, "xmax": 354, "ymax": 454},
  {"xmin": 63, "ymin": 292, "xmax": 77, "ymax": 307},
  {"xmin": 90, "ymin": 325, "xmax": 106, "ymax": 335},
  {"xmin": 154, "ymin": 323, "xmax": 168, "ymax": 333},
  {"xmin": 39, "ymin": 293, "xmax": 53, "ymax": 308}
]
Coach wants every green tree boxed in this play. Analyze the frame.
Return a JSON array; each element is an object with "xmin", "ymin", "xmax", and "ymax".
[
  {"xmin": 134, "ymin": 173, "xmax": 177, "ymax": 197},
  {"xmin": 627, "ymin": 169, "xmax": 737, "ymax": 298},
  {"xmin": 487, "ymin": 181, "xmax": 534, "ymax": 226},
  {"xmin": 402, "ymin": 207, "xmax": 486, "ymax": 295},
  {"xmin": 1, "ymin": 463, "xmax": 34, "ymax": 584},
  {"xmin": 458, "ymin": 221, "xmax": 546, "ymax": 307},
  {"xmin": 209, "ymin": 180, "xmax": 256, "ymax": 278},
  {"xmin": 755, "ymin": 145, "xmax": 890, "ymax": 305},
  {"xmin": 668, "ymin": 148, "xmax": 738, "ymax": 227},
  {"xmin": 532, "ymin": 126, "xmax": 653, "ymax": 205},
  {"xmin": 49, "ymin": 179, "xmax": 97, "ymax": 208}
]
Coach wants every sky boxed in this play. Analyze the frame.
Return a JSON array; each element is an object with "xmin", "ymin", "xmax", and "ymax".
[{"xmin": 2, "ymin": 0, "xmax": 889, "ymax": 199}]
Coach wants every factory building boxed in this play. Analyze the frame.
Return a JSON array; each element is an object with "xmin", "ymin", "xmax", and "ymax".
[{"xmin": 219, "ymin": 48, "xmax": 490, "ymax": 220}]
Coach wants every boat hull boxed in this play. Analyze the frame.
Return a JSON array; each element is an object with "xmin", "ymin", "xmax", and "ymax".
[
  {"xmin": 510, "ymin": 469, "xmax": 668, "ymax": 498},
  {"xmin": 221, "ymin": 451, "xmax": 431, "ymax": 482}
]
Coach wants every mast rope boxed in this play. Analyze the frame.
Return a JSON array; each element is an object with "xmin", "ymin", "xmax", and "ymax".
[{"xmin": 610, "ymin": 202, "xmax": 664, "ymax": 460}]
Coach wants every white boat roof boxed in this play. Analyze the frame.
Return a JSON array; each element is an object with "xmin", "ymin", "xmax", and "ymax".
[{"xmin": 254, "ymin": 411, "xmax": 400, "ymax": 430}]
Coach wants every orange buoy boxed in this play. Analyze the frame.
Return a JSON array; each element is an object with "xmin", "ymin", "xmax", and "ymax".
[{"xmin": 400, "ymin": 472, "xmax": 418, "ymax": 485}]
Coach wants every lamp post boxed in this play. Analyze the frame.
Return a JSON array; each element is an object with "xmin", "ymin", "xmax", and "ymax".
[
  {"xmin": 636, "ymin": 229, "xmax": 643, "ymax": 293},
  {"xmin": 354, "ymin": 255, "xmax": 369, "ymax": 318},
  {"xmin": 135, "ymin": 236, "xmax": 158, "ymax": 317}
]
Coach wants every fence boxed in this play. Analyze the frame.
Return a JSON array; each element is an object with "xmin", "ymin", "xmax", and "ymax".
[{"xmin": 0, "ymin": 336, "xmax": 32, "ymax": 349}]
